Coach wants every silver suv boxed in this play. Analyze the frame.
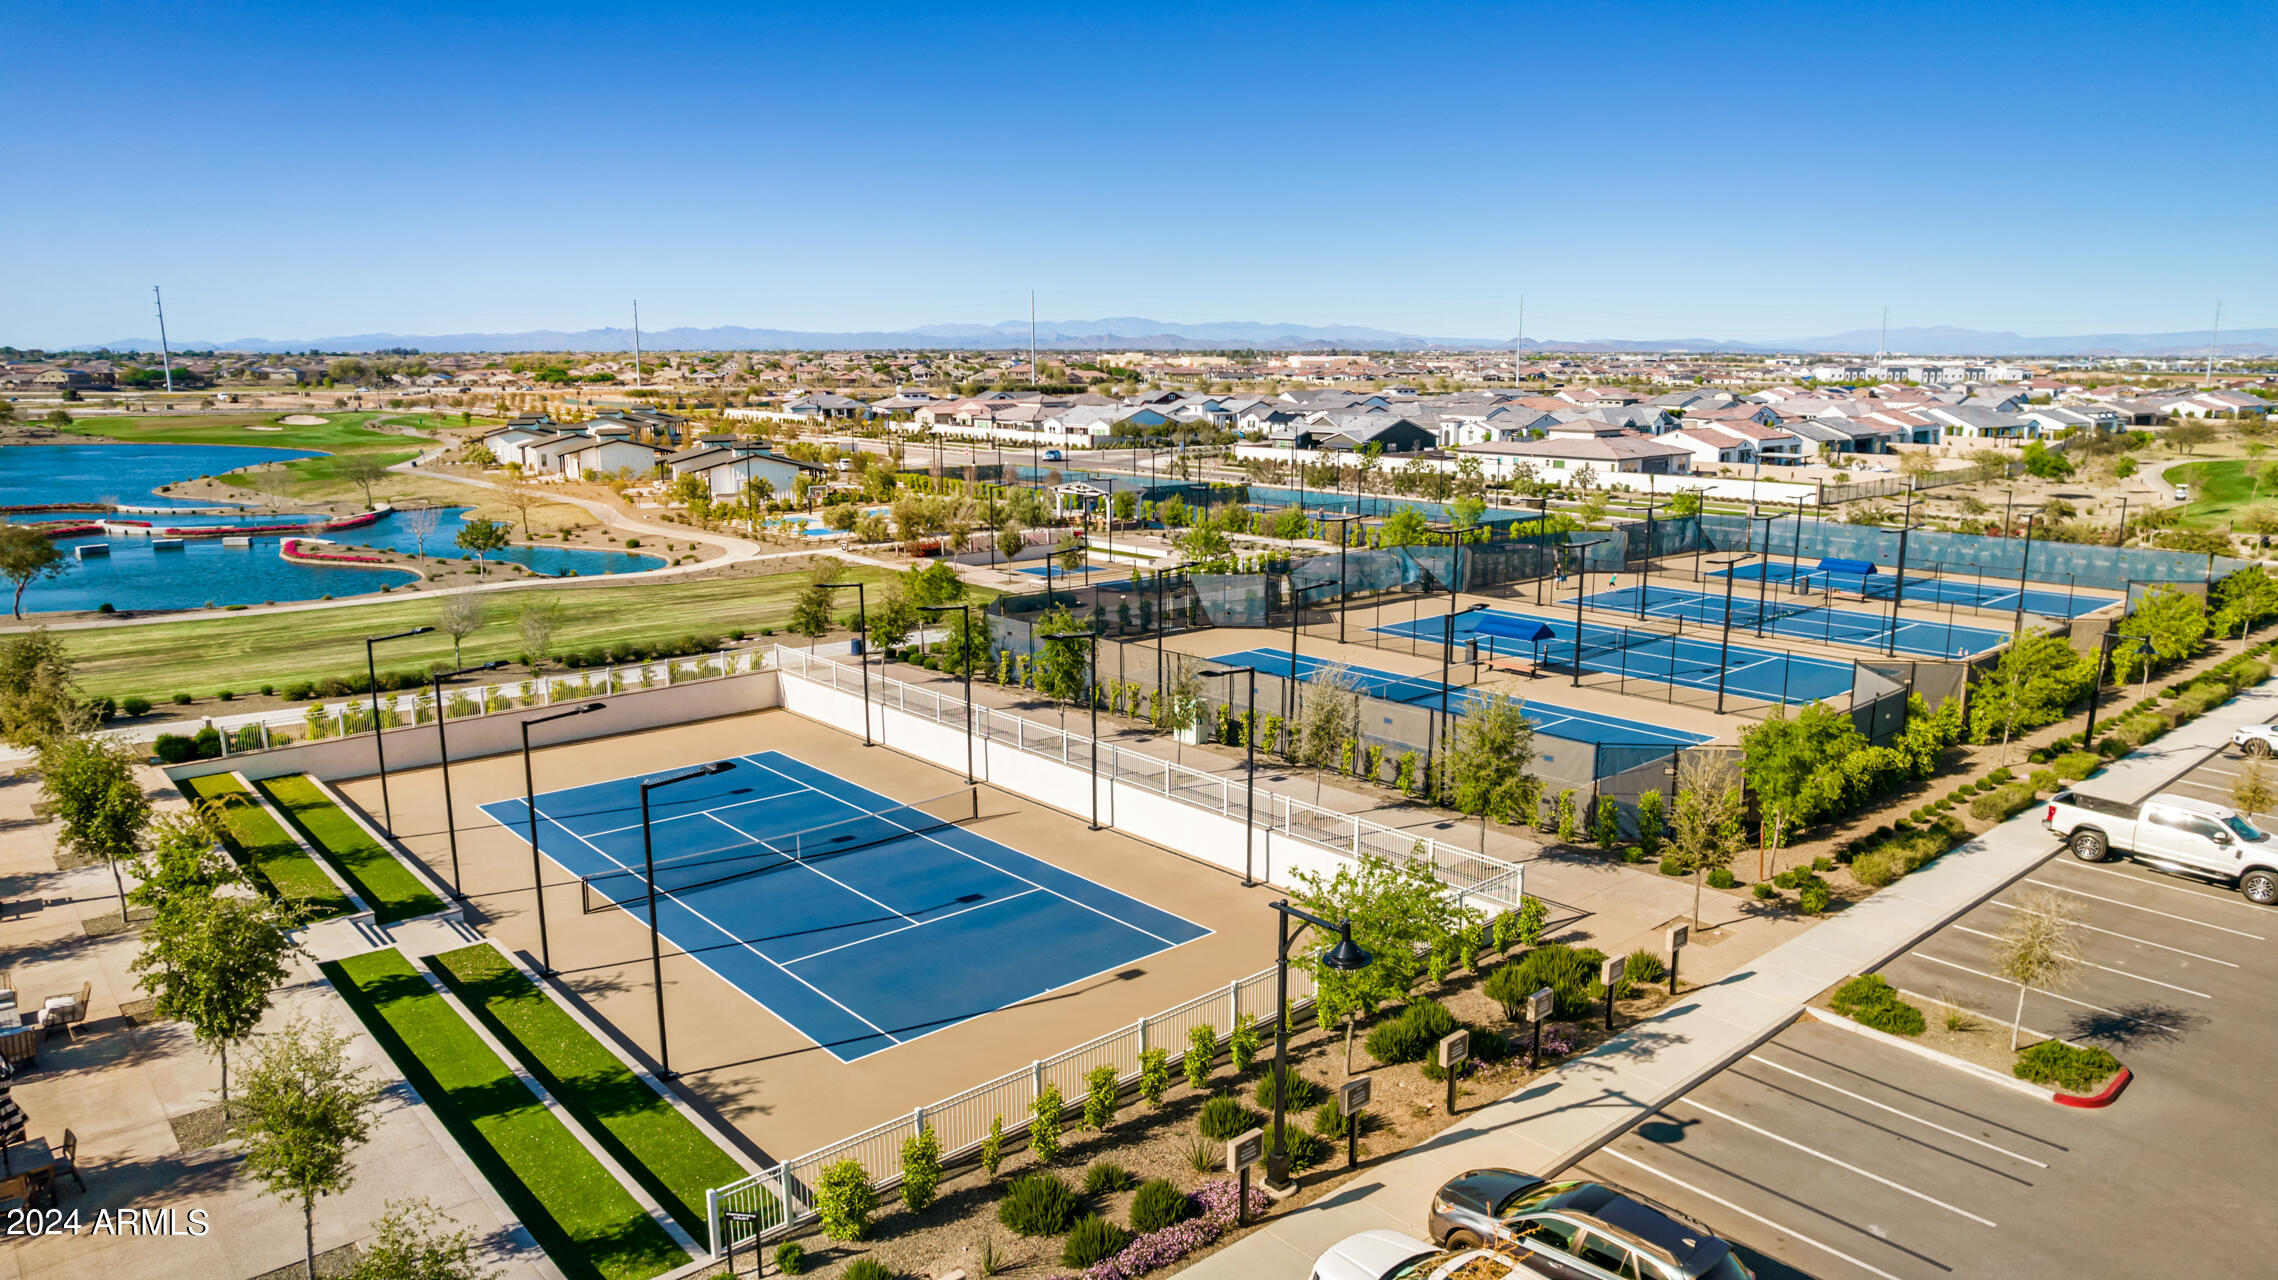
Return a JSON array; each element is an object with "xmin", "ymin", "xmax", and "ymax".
[{"xmin": 1428, "ymin": 1172, "xmax": 1753, "ymax": 1280}]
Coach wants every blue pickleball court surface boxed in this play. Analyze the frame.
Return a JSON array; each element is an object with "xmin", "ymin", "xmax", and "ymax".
[
  {"xmin": 479, "ymin": 751, "xmax": 1208, "ymax": 1062},
  {"xmin": 1579, "ymin": 583, "xmax": 2009, "ymax": 658},
  {"xmin": 1209, "ymin": 646, "xmax": 1710, "ymax": 747},
  {"xmin": 1711, "ymin": 560, "xmax": 2108, "ymax": 619}
]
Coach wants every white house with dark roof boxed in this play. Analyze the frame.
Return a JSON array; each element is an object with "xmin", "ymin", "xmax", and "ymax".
[
  {"xmin": 1455, "ymin": 434, "xmax": 1692, "ymax": 485},
  {"xmin": 556, "ymin": 437, "xmax": 666, "ymax": 481}
]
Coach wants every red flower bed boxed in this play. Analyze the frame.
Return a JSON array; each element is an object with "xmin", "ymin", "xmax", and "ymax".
[
  {"xmin": 322, "ymin": 510, "xmax": 383, "ymax": 531},
  {"xmin": 281, "ymin": 538, "xmax": 389, "ymax": 565}
]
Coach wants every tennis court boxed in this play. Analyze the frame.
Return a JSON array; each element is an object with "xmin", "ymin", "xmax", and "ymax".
[
  {"xmin": 1370, "ymin": 606, "xmax": 1856, "ymax": 705},
  {"xmin": 1207, "ymin": 646, "xmax": 1709, "ymax": 747},
  {"xmin": 1711, "ymin": 560, "xmax": 2106, "ymax": 618},
  {"xmin": 1580, "ymin": 583, "xmax": 2009, "ymax": 658},
  {"xmin": 478, "ymin": 750, "xmax": 1208, "ymax": 1063}
]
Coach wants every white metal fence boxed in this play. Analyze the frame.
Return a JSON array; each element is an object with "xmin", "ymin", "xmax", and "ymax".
[{"xmin": 294, "ymin": 647, "xmax": 773, "ymax": 741}]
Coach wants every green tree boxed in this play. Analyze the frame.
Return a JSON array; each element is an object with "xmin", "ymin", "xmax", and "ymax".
[
  {"xmin": 788, "ymin": 567, "xmax": 838, "ymax": 638},
  {"xmin": 2214, "ymin": 566, "xmax": 2278, "ymax": 644},
  {"xmin": 1291, "ymin": 851, "xmax": 1480, "ymax": 1064},
  {"xmin": 37, "ymin": 732, "xmax": 150, "ymax": 917},
  {"xmin": 0, "ymin": 627, "xmax": 89, "ymax": 747},
  {"xmin": 865, "ymin": 577, "xmax": 921, "ymax": 651},
  {"xmin": 437, "ymin": 595, "xmax": 484, "ymax": 667},
  {"xmin": 1665, "ymin": 490, "xmax": 1703, "ymax": 518},
  {"xmin": 131, "ymin": 892, "xmax": 303, "ymax": 1100},
  {"xmin": 1969, "ymin": 628, "xmax": 2095, "ymax": 747},
  {"xmin": 515, "ymin": 598, "xmax": 563, "ymax": 674},
  {"xmin": 1029, "ymin": 605, "xmax": 1092, "ymax": 705},
  {"xmin": 2167, "ymin": 420, "xmax": 2216, "ymax": 455},
  {"xmin": 1444, "ymin": 693, "xmax": 1538, "ymax": 827},
  {"xmin": 1378, "ymin": 507, "xmax": 1431, "ymax": 548},
  {"xmin": 2020, "ymin": 441, "xmax": 2072, "ymax": 480},
  {"xmin": 996, "ymin": 520, "xmax": 1027, "ymax": 563},
  {"xmin": 1739, "ymin": 703, "xmax": 1859, "ymax": 879},
  {"xmin": 128, "ymin": 803, "xmax": 241, "ymax": 914},
  {"xmin": 237, "ymin": 1016, "xmax": 383, "ymax": 1280},
  {"xmin": 1294, "ymin": 663, "xmax": 1362, "ymax": 797},
  {"xmin": 453, "ymin": 518, "xmax": 511, "ymax": 573},
  {"xmin": 336, "ymin": 454, "xmax": 390, "ymax": 508},
  {"xmin": 348, "ymin": 1198, "xmax": 497, "ymax": 1280},
  {"xmin": 1666, "ymin": 756, "xmax": 1746, "ymax": 928},
  {"xmin": 2112, "ymin": 585, "xmax": 2208, "ymax": 683},
  {"xmin": 0, "ymin": 524, "xmax": 69, "ymax": 619}
]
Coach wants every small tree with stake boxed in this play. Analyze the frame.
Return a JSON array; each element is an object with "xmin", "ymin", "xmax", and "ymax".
[
  {"xmin": 337, "ymin": 454, "xmax": 390, "ymax": 509},
  {"xmin": 2235, "ymin": 754, "xmax": 2276, "ymax": 820},
  {"xmin": 131, "ymin": 891, "xmax": 305, "ymax": 1102},
  {"xmin": 1665, "ymin": 755, "xmax": 1746, "ymax": 930},
  {"xmin": 454, "ymin": 518, "xmax": 511, "ymax": 574},
  {"xmin": 1992, "ymin": 889, "xmax": 2085, "ymax": 1051},
  {"xmin": 237, "ymin": 1016, "xmax": 382, "ymax": 1280},
  {"xmin": 36, "ymin": 731, "xmax": 149, "ymax": 922}
]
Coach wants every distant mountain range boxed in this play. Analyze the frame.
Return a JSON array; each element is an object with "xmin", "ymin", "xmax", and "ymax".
[{"xmin": 80, "ymin": 318, "xmax": 2278, "ymax": 358}]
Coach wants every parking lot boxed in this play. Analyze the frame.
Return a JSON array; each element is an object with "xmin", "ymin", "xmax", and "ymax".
[{"xmin": 1570, "ymin": 735, "xmax": 2278, "ymax": 1280}]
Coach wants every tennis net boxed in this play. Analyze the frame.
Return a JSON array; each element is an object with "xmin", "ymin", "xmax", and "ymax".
[
  {"xmin": 1574, "ymin": 621, "xmax": 1684, "ymax": 664},
  {"xmin": 579, "ymin": 786, "xmax": 982, "ymax": 913}
]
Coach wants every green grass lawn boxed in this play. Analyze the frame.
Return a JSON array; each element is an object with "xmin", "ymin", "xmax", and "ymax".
[
  {"xmin": 66, "ymin": 565, "xmax": 926, "ymax": 700},
  {"xmin": 253, "ymin": 774, "xmax": 447, "ymax": 924},
  {"xmin": 179, "ymin": 774, "xmax": 356, "ymax": 918},
  {"xmin": 56, "ymin": 411, "xmax": 448, "ymax": 501},
  {"xmin": 326, "ymin": 950, "xmax": 690, "ymax": 1280},
  {"xmin": 427, "ymin": 944, "xmax": 755, "ymax": 1240},
  {"xmin": 2170, "ymin": 458, "xmax": 2275, "ymax": 528}
]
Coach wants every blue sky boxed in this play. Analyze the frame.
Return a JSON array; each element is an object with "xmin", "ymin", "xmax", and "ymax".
[{"xmin": 6, "ymin": 0, "xmax": 2270, "ymax": 346}]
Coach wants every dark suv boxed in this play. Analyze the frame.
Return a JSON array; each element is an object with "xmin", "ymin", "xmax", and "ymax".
[{"xmin": 1428, "ymin": 1171, "xmax": 1753, "ymax": 1280}]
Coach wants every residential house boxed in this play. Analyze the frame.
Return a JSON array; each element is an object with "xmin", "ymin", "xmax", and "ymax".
[
  {"xmin": 556, "ymin": 437, "xmax": 667, "ymax": 482},
  {"xmin": 1663, "ymin": 426, "xmax": 1757, "ymax": 469}
]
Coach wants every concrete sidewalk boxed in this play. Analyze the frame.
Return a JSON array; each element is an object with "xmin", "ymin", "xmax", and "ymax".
[{"xmin": 1173, "ymin": 677, "xmax": 2276, "ymax": 1280}]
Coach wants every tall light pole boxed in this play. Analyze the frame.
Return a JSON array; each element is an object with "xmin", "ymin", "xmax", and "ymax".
[
  {"xmin": 1318, "ymin": 513, "xmax": 1363, "ymax": 645},
  {"xmin": 1562, "ymin": 538, "xmax": 1608, "ymax": 688},
  {"xmin": 520, "ymin": 701, "xmax": 607, "ymax": 975},
  {"xmin": 1710, "ymin": 554, "xmax": 1755, "ymax": 714},
  {"xmin": 920, "ymin": 603, "xmax": 977, "ymax": 784},
  {"xmin": 2014, "ymin": 510, "xmax": 2042, "ymax": 637},
  {"xmin": 641, "ymin": 761, "xmax": 735, "ymax": 1079},
  {"xmin": 1424, "ymin": 604, "xmax": 1489, "ymax": 791},
  {"xmin": 429, "ymin": 661, "xmax": 505, "ymax": 900},
  {"xmin": 365, "ymin": 626, "xmax": 435, "ymax": 832},
  {"xmin": 1200, "ymin": 665, "xmax": 1258, "ymax": 886},
  {"xmin": 823, "ymin": 581, "xmax": 871, "ymax": 745},
  {"xmin": 1043, "ymin": 627, "xmax": 1103, "ymax": 829},
  {"xmin": 1265, "ymin": 902, "xmax": 1371, "ymax": 1187},
  {"xmin": 1286, "ymin": 580, "xmax": 1337, "ymax": 723}
]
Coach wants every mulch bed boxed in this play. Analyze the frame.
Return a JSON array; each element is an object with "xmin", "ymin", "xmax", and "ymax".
[
  {"xmin": 81, "ymin": 905, "xmax": 155, "ymax": 938},
  {"xmin": 170, "ymin": 1101, "xmax": 246, "ymax": 1153},
  {"xmin": 247, "ymin": 1243, "xmax": 359, "ymax": 1280}
]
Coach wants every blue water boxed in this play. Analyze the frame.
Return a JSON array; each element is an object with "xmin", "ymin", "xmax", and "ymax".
[
  {"xmin": 4, "ymin": 510, "xmax": 328, "ymax": 528},
  {"xmin": 325, "ymin": 507, "xmax": 665, "ymax": 577},
  {"xmin": 0, "ymin": 443, "xmax": 322, "ymax": 509}
]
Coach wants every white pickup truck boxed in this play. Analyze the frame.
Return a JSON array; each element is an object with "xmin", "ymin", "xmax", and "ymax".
[
  {"xmin": 2232, "ymin": 723, "xmax": 2278, "ymax": 756},
  {"xmin": 2043, "ymin": 790, "xmax": 2278, "ymax": 904}
]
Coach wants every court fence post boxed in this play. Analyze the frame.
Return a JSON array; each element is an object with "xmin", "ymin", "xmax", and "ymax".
[
  {"xmin": 1228, "ymin": 979, "xmax": 1242, "ymax": 1028},
  {"xmin": 706, "ymin": 1187, "xmax": 720, "ymax": 1260},
  {"xmin": 1137, "ymin": 1016, "xmax": 1149, "ymax": 1053},
  {"xmin": 1031, "ymin": 1059, "xmax": 1045, "ymax": 1099},
  {"xmin": 911, "ymin": 1106, "xmax": 925, "ymax": 1142}
]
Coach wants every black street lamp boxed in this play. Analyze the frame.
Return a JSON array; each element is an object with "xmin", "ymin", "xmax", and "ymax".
[
  {"xmin": 1200, "ymin": 665, "xmax": 1258, "ymax": 886},
  {"xmin": 1317, "ymin": 513, "xmax": 1363, "ymax": 645},
  {"xmin": 920, "ymin": 603, "xmax": 977, "ymax": 784},
  {"xmin": 429, "ymin": 660, "xmax": 505, "ymax": 900},
  {"xmin": 520, "ymin": 700, "xmax": 607, "ymax": 975},
  {"xmin": 1043, "ymin": 626, "xmax": 1103, "ymax": 830},
  {"xmin": 822, "ymin": 581, "xmax": 871, "ymax": 746},
  {"xmin": 364, "ymin": 626, "xmax": 434, "ymax": 831},
  {"xmin": 1561, "ymin": 537, "xmax": 1609, "ymax": 689},
  {"xmin": 641, "ymin": 760, "xmax": 735, "ymax": 1078},
  {"xmin": 2014, "ymin": 510, "xmax": 2042, "ymax": 637},
  {"xmin": 1710, "ymin": 553, "xmax": 1755, "ymax": 714},
  {"xmin": 2084, "ymin": 633, "xmax": 2157, "ymax": 748},
  {"xmin": 1265, "ymin": 901, "xmax": 1372, "ymax": 1187},
  {"xmin": 1424, "ymin": 603, "xmax": 1489, "ymax": 790}
]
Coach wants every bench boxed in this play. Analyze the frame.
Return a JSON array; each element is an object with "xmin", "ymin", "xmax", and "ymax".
[{"xmin": 1485, "ymin": 656, "xmax": 1538, "ymax": 677}]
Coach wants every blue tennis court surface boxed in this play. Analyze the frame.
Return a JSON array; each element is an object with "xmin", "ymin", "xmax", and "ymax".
[
  {"xmin": 479, "ymin": 751, "xmax": 1208, "ymax": 1063},
  {"xmin": 1208, "ymin": 647, "xmax": 1709, "ymax": 747},
  {"xmin": 1581, "ymin": 584, "xmax": 2007, "ymax": 658},
  {"xmin": 1712, "ymin": 561, "xmax": 2106, "ymax": 618},
  {"xmin": 1369, "ymin": 605, "xmax": 1857, "ymax": 705}
]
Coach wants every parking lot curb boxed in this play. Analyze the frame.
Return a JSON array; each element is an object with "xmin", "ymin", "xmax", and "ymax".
[
  {"xmin": 1800, "ymin": 1005, "xmax": 2056, "ymax": 1101},
  {"xmin": 2053, "ymin": 1066, "xmax": 2132, "ymax": 1109}
]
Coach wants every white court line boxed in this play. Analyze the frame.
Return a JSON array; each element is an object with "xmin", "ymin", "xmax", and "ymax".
[
  {"xmin": 579, "ymin": 779, "xmax": 813, "ymax": 836},
  {"xmin": 1984, "ymin": 899, "xmax": 2240, "ymax": 966},
  {"xmin": 1949, "ymin": 924, "xmax": 2211, "ymax": 998},
  {"xmin": 701, "ymin": 810, "xmax": 920, "ymax": 928},
  {"xmin": 526, "ymin": 802, "xmax": 903, "ymax": 1047},
  {"xmin": 1746, "ymin": 1053, "xmax": 2050, "ymax": 1167},
  {"xmin": 736, "ymin": 755, "xmax": 1186, "ymax": 948},
  {"xmin": 1908, "ymin": 953, "xmax": 2178, "ymax": 1031},
  {"xmin": 2022, "ymin": 876, "xmax": 2265, "ymax": 938},
  {"xmin": 1595, "ymin": 1148, "xmax": 1911, "ymax": 1280},
  {"xmin": 2034, "ymin": 863, "xmax": 2273, "ymax": 920},
  {"xmin": 779, "ymin": 888, "xmax": 1043, "ymax": 965},
  {"xmin": 1670, "ymin": 1098, "xmax": 1997, "ymax": 1227}
]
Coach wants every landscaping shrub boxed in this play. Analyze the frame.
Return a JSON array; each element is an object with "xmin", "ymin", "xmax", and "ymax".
[
  {"xmin": 1228, "ymin": 1014, "xmax": 1261, "ymax": 1074},
  {"xmin": 1029, "ymin": 1085, "xmax": 1064, "ymax": 1163},
  {"xmin": 153, "ymin": 733, "xmax": 197, "ymax": 764},
  {"xmin": 2029, "ymin": 768, "xmax": 2059, "ymax": 792},
  {"xmin": 900, "ymin": 1125, "xmax": 942, "ymax": 1213},
  {"xmin": 998, "ymin": 1172, "xmax": 1081, "ymax": 1237},
  {"xmin": 1812, "ymin": 856, "xmax": 1835, "ymax": 872},
  {"xmin": 1706, "ymin": 867, "xmax": 1736, "ymax": 888},
  {"xmin": 844, "ymin": 1260, "xmax": 892, "ymax": 1280},
  {"xmin": 1062, "ymin": 1215, "xmax": 1132, "ymax": 1268},
  {"xmin": 1363, "ymin": 999, "xmax": 1458, "ymax": 1063},
  {"xmin": 1487, "ymin": 944, "xmax": 1609, "ymax": 1019},
  {"xmin": 1828, "ymin": 974, "xmax": 1924, "ymax": 1036},
  {"xmin": 1283, "ymin": 1127, "xmax": 1328, "ymax": 1173},
  {"xmin": 1988, "ymin": 766, "xmax": 2014, "ymax": 785},
  {"xmin": 1622, "ymin": 949, "xmax": 1666, "ymax": 988},
  {"xmin": 1251, "ymin": 1063, "xmax": 1323, "ymax": 1112},
  {"xmin": 2052, "ymin": 751, "xmax": 2100, "ymax": 781},
  {"xmin": 171, "ymin": 692, "xmax": 192, "ymax": 705},
  {"xmin": 1970, "ymin": 781, "xmax": 2038, "ymax": 822},
  {"xmin": 1130, "ymin": 1179, "xmax": 1193, "ymax": 1233},
  {"xmin": 1184, "ymin": 1024, "xmax": 1216, "ymax": 1091},
  {"xmin": 121, "ymin": 696, "xmax": 151, "ymax": 717},
  {"xmin": 1196, "ymin": 1095, "xmax": 1259, "ymax": 1142},
  {"xmin": 2014, "ymin": 1041, "xmax": 2123, "ymax": 1092},
  {"xmin": 1083, "ymin": 1065, "xmax": 1119, "ymax": 1132},
  {"xmin": 1082, "ymin": 1162, "xmax": 1136, "ymax": 1195},
  {"xmin": 1310, "ymin": 1100, "xmax": 1351, "ymax": 1138},
  {"xmin": 817, "ymin": 1159, "xmax": 876, "ymax": 1241},
  {"xmin": 1138, "ymin": 1047, "xmax": 1170, "ymax": 1107},
  {"xmin": 1752, "ymin": 882, "xmax": 1778, "ymax": 900},
  {"xmin": 1657, "ymin": 854, "xmax": 1682, "ymax": 876},
  {"xmin": 774, "ymin": 1242, "xmax": 806, "ymax": 1275},
  {"xmin": 1798, "ymin": 880, "xmax": 1832, "ymax": 914}
]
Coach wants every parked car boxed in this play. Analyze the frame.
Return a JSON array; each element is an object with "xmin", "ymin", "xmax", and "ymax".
[
  {"xmin": 2043, "ymin": 789, "xmax": 2278, "ymax": 903},
  {"xmin": 2232, "ymin": 722, "xmax": 2278, "ymax": 756},
  {"xmin": 1042, "ymin": 448, "xmax": 1065, "ymax": 461},
  {"xmin": 1429, "ymin": 1171, "xmax": 1754, "ymax": 1280},
  {"xmin": 1311, "ymin": 1230, "xmax": 1449, "ymax": 1280}
]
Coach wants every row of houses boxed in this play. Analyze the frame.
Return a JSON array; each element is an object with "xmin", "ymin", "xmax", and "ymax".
[{"xmin": 475, "ymin": 412, "xmax": 828, "ymax": 499}]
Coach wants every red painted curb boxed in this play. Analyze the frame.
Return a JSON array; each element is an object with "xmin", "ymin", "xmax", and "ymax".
[{"xmin": 2054, "ymin": 1066, "xmax": 2131, "ymax": 1108}]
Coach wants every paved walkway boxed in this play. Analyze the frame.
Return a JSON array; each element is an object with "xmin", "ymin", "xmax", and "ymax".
[{"xmin": 1173, "ymin": 675, "xmax": 2275, "ymax": 1279}]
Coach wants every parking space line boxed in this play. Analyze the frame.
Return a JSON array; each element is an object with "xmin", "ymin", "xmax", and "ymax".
[
  {"xmin": 1894, "ymin": 987, "xmax": 2060, "ymax": 1047},
  {"xmin": 2040, "ymin": 861, "xmax": 2270, "ymax": 914},
  {"xmin": 2021, "ymin": 878, "xmax": 2266, "ymax": 939},
  {"xmin": 1911, "ymin": 953, "xmax": 2180, "ymax": 1031},
  {"xmin": 1670, "ymin": 1098, "xmax": 1999, "ymax": 1226},
  {"xmin": 1594, "ymin": 1148, "xmax": 1912, "ymax": 1280},
  {"xmin": 1949, "ymin": 925, "xmax": 2211, "ymax": 998},
  {"xmin": 1984, "ymin": 899, "xmax": 2240, "ymax": 966},
  {"xmin": 1747, "ymin": 1053, "xmax": 2050, "ymax": 1167}
]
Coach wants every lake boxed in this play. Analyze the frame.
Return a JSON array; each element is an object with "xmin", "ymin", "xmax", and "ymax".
[{"xmin": 1, "ymin": 442, "xmax": 322, "ymax": 509}]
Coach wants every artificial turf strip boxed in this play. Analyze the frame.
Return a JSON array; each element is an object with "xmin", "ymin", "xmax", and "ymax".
[
  {"xmin": 324, "ymin": 950, "xmax": 689, "ymax": 1280},
  {"xmin": 180, "ymin": 774, "xmax": 355, "ymax": 918},
  {"xmin": 427, "ymin": 944, "xmax": 752, "ymax": 1240},
  {"xmin": 254, "ymin": 774, "xmax": 447, "ymax": 925}
]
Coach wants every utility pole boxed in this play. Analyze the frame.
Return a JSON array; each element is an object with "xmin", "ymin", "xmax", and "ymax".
[
  {"xmin": 152, "ymin": 286, "xmax": 174, "ymax": 393},
  {"xmin": 1877, "ymin": 305, "xmax": 1888, "ymax": 373},
  {"xmin": 2206, "ymin": 302, "xmax": 2223, "ymax": 387},
  {"xmin": 1515, "ymin": 294, "xmax": 1525, "ymax": 388},
  {"xmin": 632, "ymin": 299, "xmax": 644, "ymax": 388},
  {"xmin": 1030, "ymin": 290, "xmax": 1037, "ymax": 386}
]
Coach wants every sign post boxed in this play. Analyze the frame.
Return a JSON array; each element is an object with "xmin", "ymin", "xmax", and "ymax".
[
  {"xmin": 1337, "ymin": 1076, "xmax": 1372, "ymax": 1168},
  {"xmin": 1524, "ymin": 986, "xmax": 1555, "ymax": 1067},
  {"xmin": 1438, "ymin": 1030, "xmax": 1470, "ymax": 1115},
  {"xmin": 1666, "ymin": 922, "xmax": 1690, "ymax": 996},
  {"xmin": 1601, "ymin": 955, "xmax": 1625, "ymax": 1032},
  {"xmin": 1227, "ymin": 1128, "xmax": 1264, "ymax": 1226},
  {"xmin": 719, "ymin": 1210, "xmax": 766, "ymax": 1277}
]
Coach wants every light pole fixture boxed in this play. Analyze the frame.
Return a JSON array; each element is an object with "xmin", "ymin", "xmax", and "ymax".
[
  {"xmin": 520, "ymin": 701, "xmax": 607, "ymax": 975},
  {"xmin": 641, "ymin": 760, "xmax": 735, "ymax": 1079},
  {"xmin": 920, "ymin": 603, "xmax": 977, "ymax": 784},
  {"xmin": 822, "ymin": 581, "xmax": 872, "ymax": 746},
  {"xmin": 1316, "ymin": 513, "xmax": 1364, "ymax": 645},
  {"xmin": 1562, "ymin": 538, "xmax": 1609, "ymax": 688},
  {"xmin": 1425, "ymin": 603, "xmax": 1490, "ymax": 791},
  {"xmin": 2014, "ymin": 509, "xmax": 2043, "ymax": 637},
  {"xmin": 1709, "ymin": 553, "xmax": 1755, "ymax": 714},
  {"xmin": 1285, "ymin": 579, "xmax": 1338, "ymax": 723},
  {"xmin": 364, "ymin": 626, "xmax": 434, "ymax": 831},
  {"xmin": 1200, "ymin": 664, "xmax": 1259, "ymax": 886},
  {"xmin": 1043, "ymin": 626, "xmax": 1103, "ymax": 830},
  {"xmin": 1266, "ymin": 901, "xmax": 1371, "ymax": 1187},
  {"xmin": 428, "ymin": 660, "xmax": 505, "ymax": 900}
]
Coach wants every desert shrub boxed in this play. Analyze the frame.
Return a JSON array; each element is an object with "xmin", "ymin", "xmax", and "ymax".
[
  {"xmin": 121, "ymin": 696, "xmax": 152, "ymax": 717},
  {"xmin": 1082, "ymin": 1162, "xmax": 1135, "ymax": 1195},
  {"xmin": 900, "ymin": 1125, "xmax": 943, "ymax": 1212},
  {"xmin": 2014, "ymin": 1040, "xmax": 2124, "ymax": 1092},
  {"xmin": 774, "ymin": 1242, "xmax": 806, "ymax": 1274},
  {"xmin": 844, "ymin": 1261, "xmax": 892, "ymax": 1280},
  {"xmin": 1062, "ymin": 1215, "xmax": 1132, "ymax": 1268},
  {"xmin": 2052, "ymin": 751, "xmax": 2100, "ymax": 781},
  {"xmin": 1197, "ymin": 1095, "xmax": 1259, "ymax": 1142},
  {"xmin": 1829, "ymin": 974, "xmax": 1925, "ymax": 1036},
  {"xmin": 1029, "ymin": 1085, "xmax": 1064, "ymax": 1163},
  {"xmin": 998, "ymin": 1172, "xmax": 1081, "ymax": 1237},
  {"xmin": 1488, "ymin": 944, "xmax": 1609, "ymax": 1019},
  {"xmin": 817, "ymin": 1159, "xmax": 876, "ymax": 1241},
  {"xmin": 1129, "ymin": 1179, "xmax": 1193, "ymax": 1233},
  {"xmin": 1364, "ymin": 999, "xmax": 1459, "ymax": 1063},
  {"xmin": 1252, "ymin": 1062, "xmax": 1323, "ymax": 1112}
]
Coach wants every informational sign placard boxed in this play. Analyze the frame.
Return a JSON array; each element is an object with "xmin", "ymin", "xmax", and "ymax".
[
  {"xmin": 1227, "ymin": 1128, "xmax": 1264, "ymax": 1172},
  {"xmin": 1438, "ymin": 1029, "xmax": 1471, "ymax": 1068},
  {"xmin": 1338, "ymin": 1076, "xmax": 1373, "ymax": 1116},
  {"xmin": 1666, "ymin": 922, "xmax": 1691, "ymax": 953},
  {"xmin": 1524, "ymin": 987, "xmax": 1556, "ymax": 1023}
]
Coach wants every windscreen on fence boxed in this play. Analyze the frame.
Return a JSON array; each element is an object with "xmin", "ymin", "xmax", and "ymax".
[{"xmin": 1694, "ymin": 512, "xmax": 2245, "ymax": 594}]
